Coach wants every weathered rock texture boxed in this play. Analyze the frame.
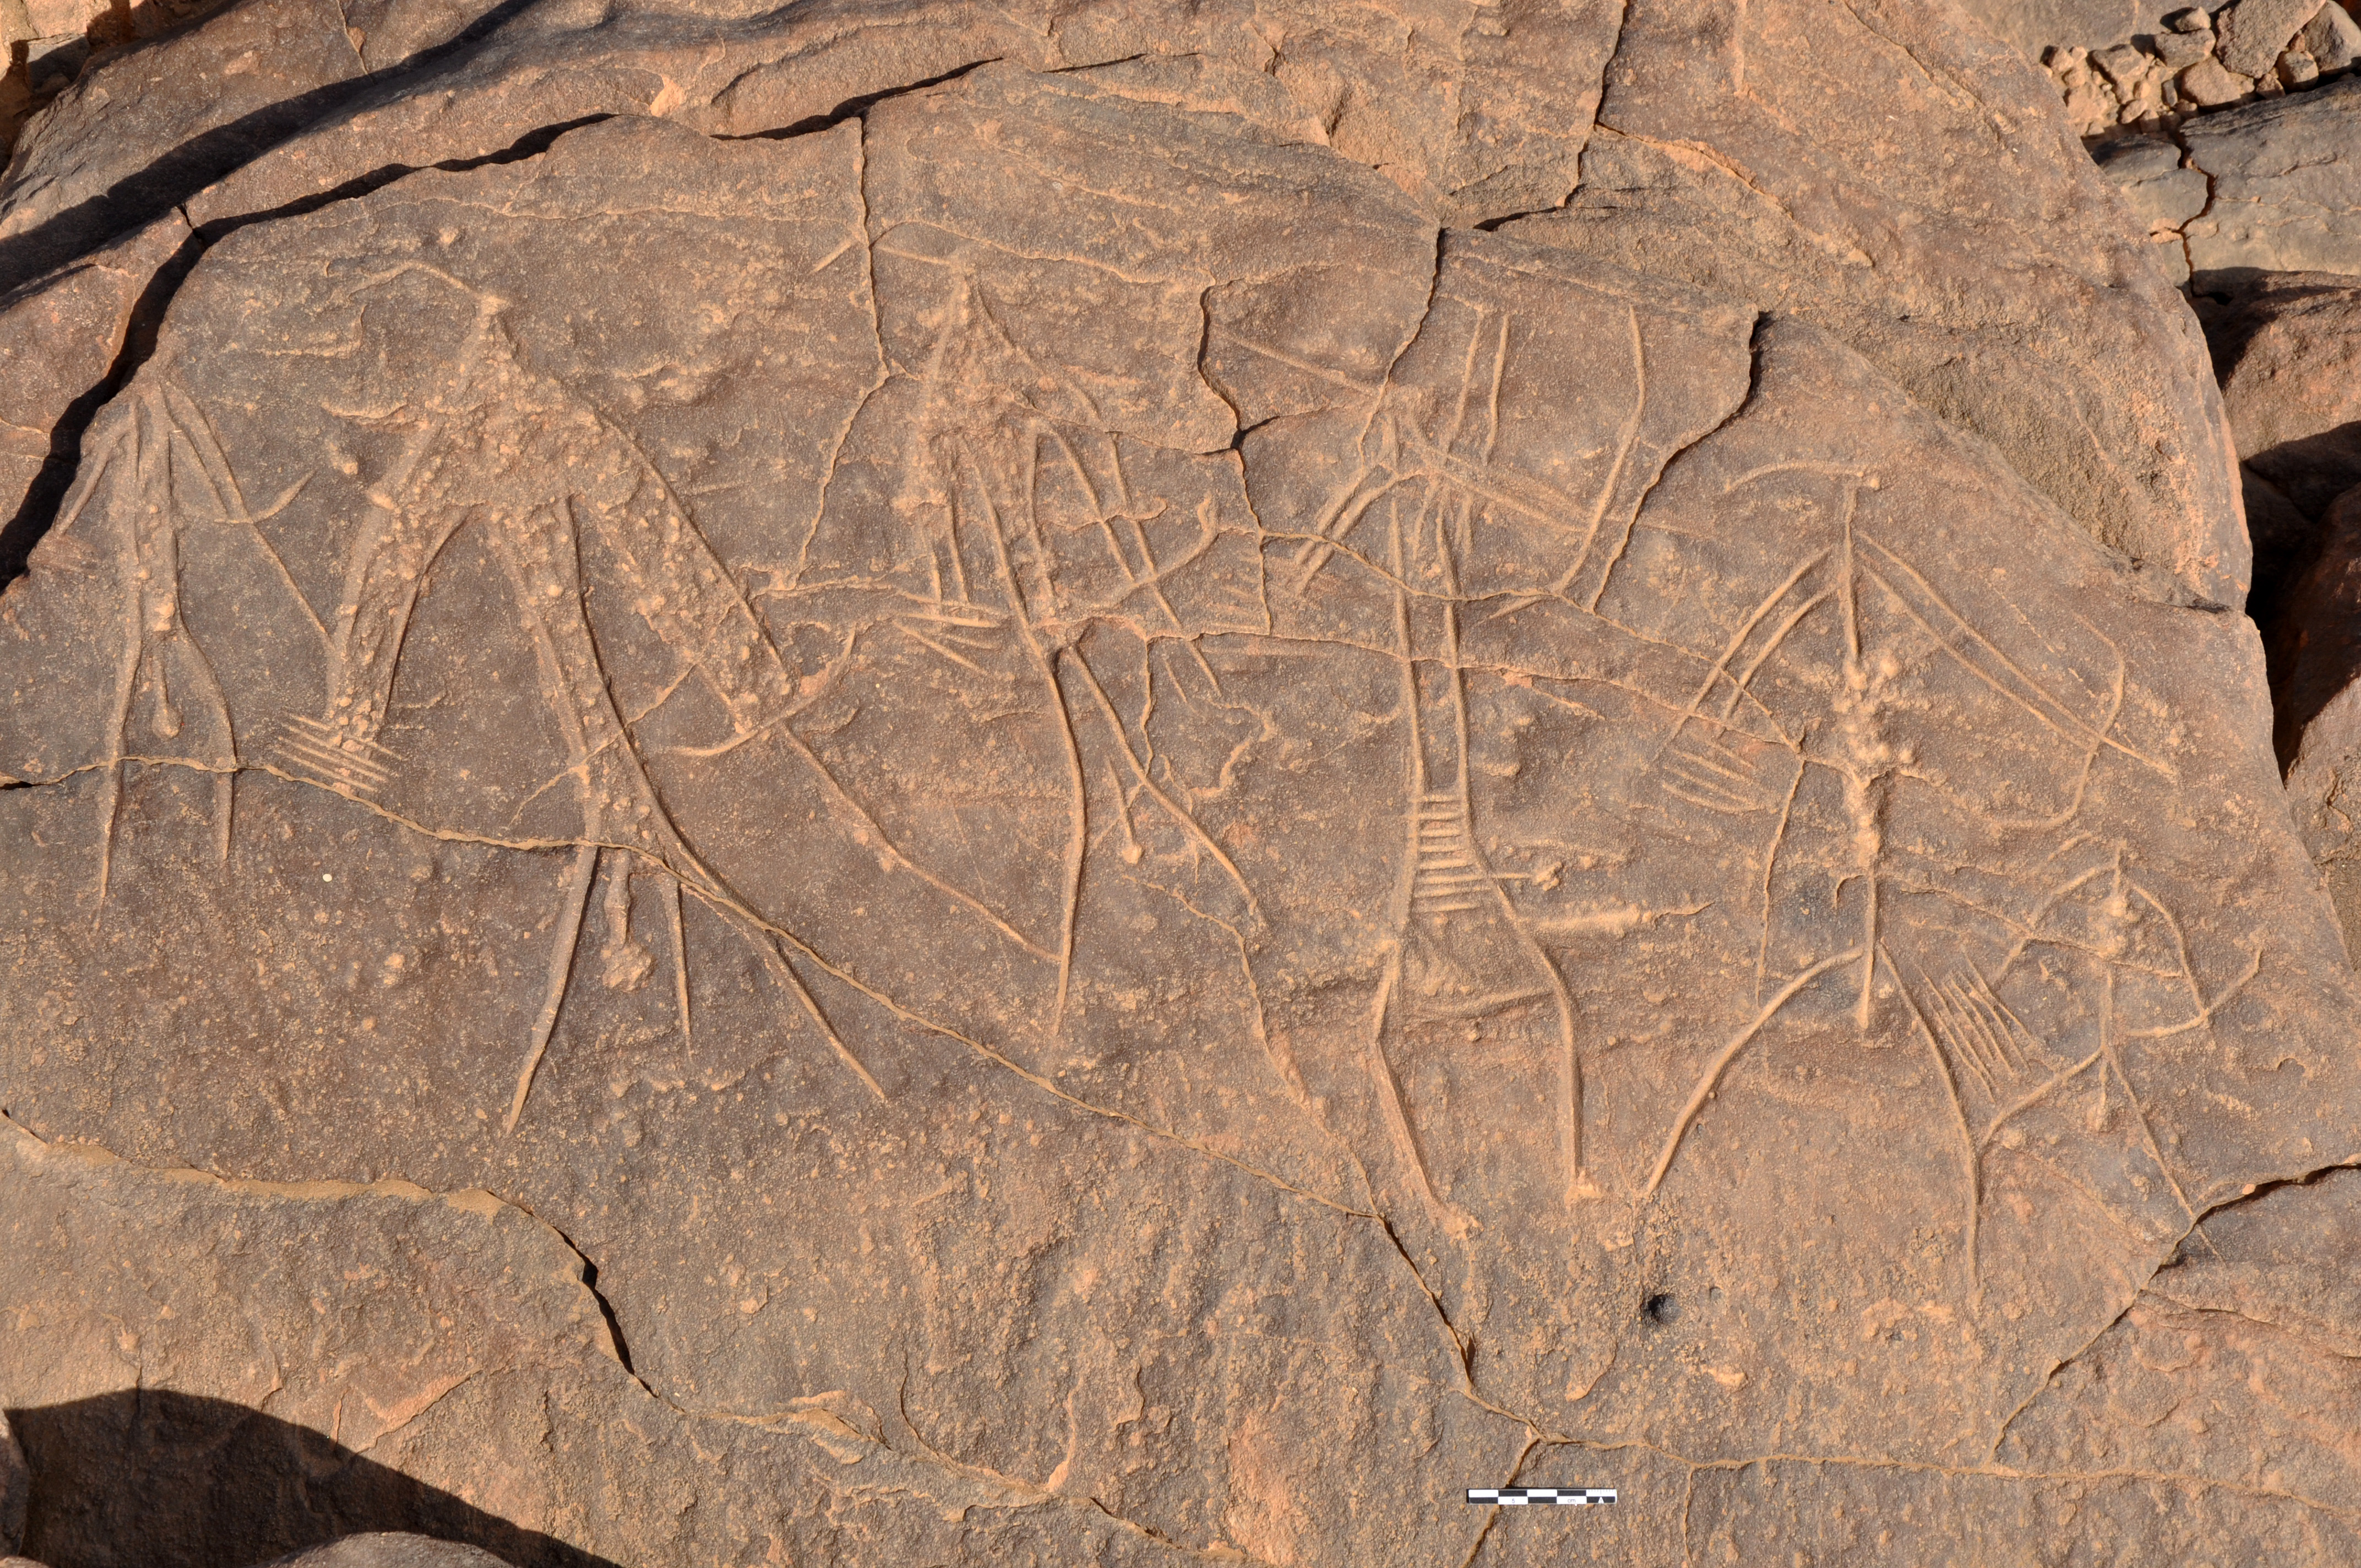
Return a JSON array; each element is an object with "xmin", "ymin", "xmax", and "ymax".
[
  {"xmin": 2212, "ymin": 274, "xmax": 2361, "ymax": 514},
  {"xmin": 1960, "ymin": 0, "xmax": 2177, "ymax": 59},
  {"xmin": 0, "ymin": 212, "xmax": 187, "ymax": 576},
  {"xmin": 2090, "ymin": 130, "xmax": 2210, "ymax": 283},
  {"xmin": 3, "ymin": 1, "xmax": 2359, "ymax": 1562},
  {"xmin": 2183, "ymin": 69, "xmax": 2361, "ymax": 275},
  {"xmin": 0, "ymin": 1112, "xmax": 1194, "ymax": 1565},
  {"xmin": 0, "ymin": 0, "xmax": 2255, "ymax": 608},
  {"xmin": 2083, "ymin": 71, "xmax": 2361, "ymax": 287},
  {"xmin": 2024, "ymin": 0, "xmax": 2361, "ymax": 138}
]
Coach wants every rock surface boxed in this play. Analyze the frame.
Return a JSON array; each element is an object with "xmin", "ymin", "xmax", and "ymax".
[
  {"xmin": 2090, "ymin": 130, "xmax": 2208, "ymax": 281},
  {"xmin": 2208, "ymin": 273, "xmax": 2361, "ymax": 519},
  {"xmin": 0, "ymin": 0, "xmax": 242, "ymax": 159},
  {"xmin": 0, "ymin": 211, "xmax": 188, "ymax": 575},
  {"xmin": 1526, "ymin": 0, "xmax": 2246, "ymax": 603},
  {"xmin": 3, "ymin": 1, "xmax": 2359, "ymax": 1564},
  {"xmin": 262, "ymin": 1539, "xmax": 518, "ymax": 1568},
  {"xmin": 1, "ymin": 1410, "xmax": 25, "ymax": 1559},
  {"xmin": 0, "ymin": 0, "xmax": 2256, "ymax": 608},
  {"xmin": 1957, "ymin": 0, "xmax": 2177, "ymax": 59},
  {"xmin": 0, "ymin": 0, "xmax": 494, "ymax": 287},
  {"xmin": 1991, "ymin": 1158, "xmax": 2361, "ymax": 1538},
  {"xmin": 2182, "ymin": 70, "xmax": 2361, "ymax": 276},
  {"xmin": 2015, "ymin": 0, "xmax": 2361, "ymax": 138},
  {"xmin": 0, "ymin": 1112, "xmax": 1187, "ymax": 1566}
]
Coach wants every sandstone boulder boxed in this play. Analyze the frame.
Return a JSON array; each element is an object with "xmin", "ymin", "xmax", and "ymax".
[
  {"xmin": 2090, "ymin": 130, "xmax": 2208, "ymax": 282},
  {"xmin": 2179, "ymin": 52, "xmax": 2257, "ymax": 105},
  {"xmin": 2183, "ymin": 70, "xmax": 2361, "ymax": 277},
  {"xmin": 262, "ymin": 1539, "xmax": 517, "ymax": 1568},
  {"xmin": 2207, "ymin": 272, "xmax": 2361, "ymax": 519},
  {"xmin": 2213, "ymin": 0, "xmax": 2330, "ymax": 79},
  {"xmin": 2, "ymin": 2, "xmax": 2357, "ymax": 1562}
]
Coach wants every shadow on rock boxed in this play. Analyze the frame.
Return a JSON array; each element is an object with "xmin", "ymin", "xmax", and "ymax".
[
  {"xmin": 2269, "ymin": 484, "xmax": 2361, "ymax": 765},
  {"xmin": 8, "ymin": 1391, "xmax": 617, "ymax": 1568},
  {"xmin": 2250, "ymin": 417, "xmax": 2361, "ymax": 522}
]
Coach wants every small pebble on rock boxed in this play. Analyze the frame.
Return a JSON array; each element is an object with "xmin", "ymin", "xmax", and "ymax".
[
  {"xmin": 2215, "ymin": 0, "xmax": 2335, "ymax": 79},
  {"xmin": 2180, "ymin": 55, "xmax": 2256, "ymax": 104},
  {"xmin": 2300, "ymin": 0, "xmax": 2361, "ymax": 70},
  {"xmin": 2096, "ymin": 41, "xmax": 2152, "ymax": 88}
]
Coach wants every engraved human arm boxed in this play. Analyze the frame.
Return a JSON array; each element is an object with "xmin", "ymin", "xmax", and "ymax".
[{"xmin": 1644, "ymin": 948, "xmax": 1864, "ymax": 1197}]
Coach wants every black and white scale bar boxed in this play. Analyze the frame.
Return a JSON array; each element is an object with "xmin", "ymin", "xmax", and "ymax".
[{"xmin": 1466, "ymin": 1488, "xmax": 1618, "ymax": 1506}]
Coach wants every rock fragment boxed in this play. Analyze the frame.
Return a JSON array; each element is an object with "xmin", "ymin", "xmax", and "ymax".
[
  {"xmin": 2182, "ymin": 73, "xmax": 2361, "ymax": 274},
  {"xmin": 2215, "ymin": 0, "xmax": 2332, "ymax": 78},
  {"xmin": 2097, "ymin": 39, "xmax": 2156, "ymax": 87},
  {"xmin": 2180, "ymin": 53, "xmax": 2260, "ymax": 104},
  {"xmin": 2155, "ymin": 24, "xmax": 2217, "ymax": 67},
  {"xmin": 2303, "ymin": 0, "xmax": 2361, "ymax": 68},
  {"xmin": 2009, "ymin": 0, "xmax": 2361, "ymax": 134},
  {"xmin": 2207, "ymin": 273, "xmax": 2361, "ymax": 518},
  {"xmin": 2091, "ymin": 130, "xmax": 2210, "ymax": 280}
]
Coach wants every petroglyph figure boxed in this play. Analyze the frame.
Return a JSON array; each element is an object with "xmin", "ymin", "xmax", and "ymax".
[{"xmin": 8, "ymin": 102, "xmax": 2343, "ymax": 1474}]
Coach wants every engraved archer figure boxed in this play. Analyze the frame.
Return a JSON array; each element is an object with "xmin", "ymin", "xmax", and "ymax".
[{"xmin": 1287, "ymin": 298, "xmax": 1600, "ymax": 1222}]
